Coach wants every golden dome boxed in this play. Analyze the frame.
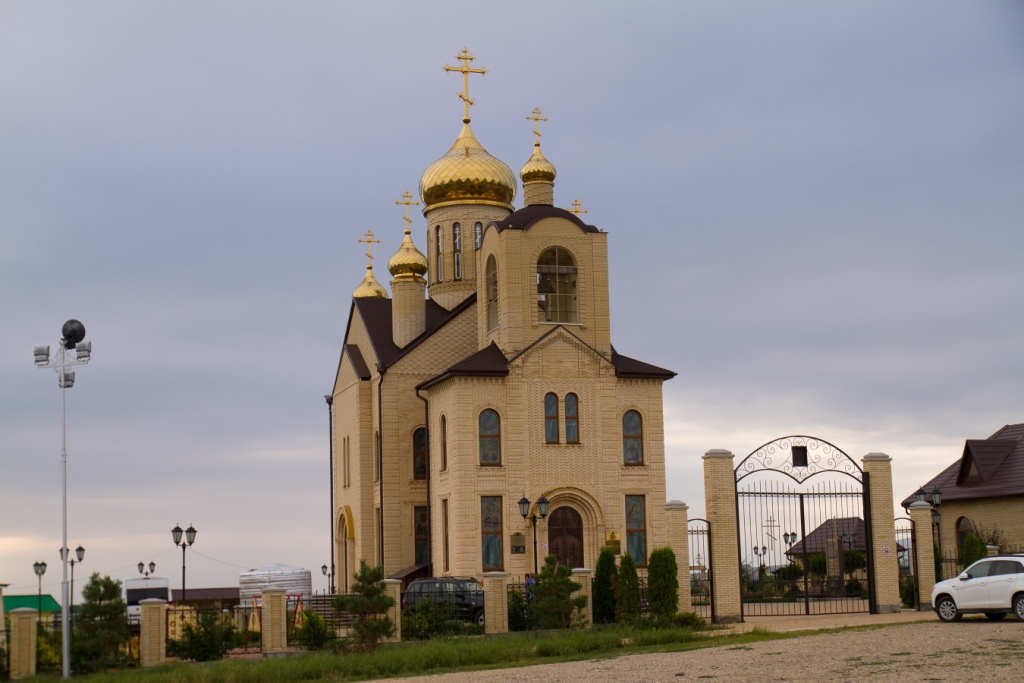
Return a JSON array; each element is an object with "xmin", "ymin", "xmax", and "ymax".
[
  {"xmin": 520, "ymin": 142, "xmax": 556, "ymax": 183},
  {"xmin": 353, "ymin": 264, "xmax": 389, "ymax": 298},
  {"xmin": 419, "ymin": 123, "xmax": 517, "ymax": 210},
  {"xmin": 388, "ymin": 227, "xmax": 428, "ymax": 279}
]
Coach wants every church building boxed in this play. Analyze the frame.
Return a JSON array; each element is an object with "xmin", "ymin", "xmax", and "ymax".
[{"xmin": 329, "ymin": 50, "xmax": 675, "ymax": 590}]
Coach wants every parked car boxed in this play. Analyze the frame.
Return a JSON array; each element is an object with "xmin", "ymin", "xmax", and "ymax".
[
  {"xmin": 931, "ymin": 554, "xmax": 1024, "ymax": 622},
  {"xmin": 402, "ymin": 577, "xmax": 485, "ymax": 626}
]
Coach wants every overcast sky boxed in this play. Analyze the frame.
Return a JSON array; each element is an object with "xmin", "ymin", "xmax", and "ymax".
[{"xmin": 2, "ymin": 1, "xmax": 1022, "ymax": 601}]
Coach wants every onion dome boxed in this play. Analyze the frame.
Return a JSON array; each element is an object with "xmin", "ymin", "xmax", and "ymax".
[
  {"xmin": 388, "ymin": 227, "xmax": 428, "ymax": 280},
  {"xmin": 352, "ymin": 264, "xmax": 388, "ymax": 298},
  {"xmin": 419, "ymin": 123, "xmax": 517, "ymax": 210},
  {"xmin": 520, "ymin": 142, "xmax": 556, "ymax": 184}
]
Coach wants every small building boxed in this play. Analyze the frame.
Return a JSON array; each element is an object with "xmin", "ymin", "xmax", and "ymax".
[
  {"xmin": 2, "ymin": 594, "xmax": 61, "ymax": 616},
  {"xmin": 170, "ymin": 587, "xmax": 240, "ymax": 610}
]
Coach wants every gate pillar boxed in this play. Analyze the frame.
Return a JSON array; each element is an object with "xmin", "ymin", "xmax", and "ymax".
[
  {"xmin": 665, "ymin": 500, "xmax": 691, "ymax": 613},
  {"xmin": 862, "ymin": 453, "xmax": 900, "ymax": 613},
  {"xmin": 703, "ymin": 449, "xmax": 741, "ymax": 623},
  {"xmin": 908, "ymin": 501, "xmax": 937, "ymax": 610}
]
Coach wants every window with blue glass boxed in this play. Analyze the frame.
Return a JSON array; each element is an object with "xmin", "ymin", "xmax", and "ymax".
[
  {"xmin": 565, "ymin": 393, "xmax": 579, "ymax": 444},
  {"xmin": 625, "ymin": 495, "xmax": 647, "ymax": 567},
  {"xmin": 481, "ymin": 496, "xmax": 503, "ymax": 570},
  {"xmin": 413, "ymin": 427, "xmax": 427, "ymax": 480},
  {"xmin": 479, "ymin": 409, "xmax": 501, "ymax": 465},
  {"xmin": 622, "ymin": 410, "xmax": 644, "ymax": 465},
  {"xmin": 414, "ymin": 506, "xmax": 429, "ymax": 565},
  {"xmin": 544, "ymin": 393, "xmax": 559, "ymax": 443}
]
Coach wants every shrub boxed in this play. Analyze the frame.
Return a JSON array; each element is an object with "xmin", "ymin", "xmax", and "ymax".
[
  {"xmin": 169, "ymin": 610, "xmax": 236, "ymax": 662},
  {"xmin": 615, "ymin": 554, "xmax": 641, "ymax": 624},
  {"xmin": 900, "ymin": 575, "xmax": 916, "ymax": 608},
  {"xmin": 294, "ymin": 611, "xmax": 334, "ymax": 651},
  {"xmin": 507, "ymin": 588, "xmax": 538, "ymax": 632},
  {"xmin": 71, "ymin": 573, "xmax": 129, "ymax": 673},
  {"xmin": 673, "ymin": 611, "xmax": 709, "ymax": 630},
  {"xmin": 592, "ymin": 547, "xmax": 618, "ymax": 624},
  {"xmin": 647, "ymin": 547, "xmax": 678, "ymax": 618},
  {"xmin": 333, "ymin": 561, "xmax": 394, "ymax": 651},
  {"xmin": 934, "ymin": 541, "xmax": 943, "ymax": 582},
  {"xmin": 403, "ymin": 599, "xmax": 476, "ymax": 640},
  {"xmin": 532, "ymin": 555, "xmax": 587, "ymax": 629},
  {"xmin": 962, "ymin": 534, "xmax": 988, "ymax": 569},
  {"xmin": 773, "ymin": 562, "xmax": 803, "ymax": 582}
]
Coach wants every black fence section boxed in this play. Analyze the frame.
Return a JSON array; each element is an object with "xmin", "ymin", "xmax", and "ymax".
[
  {"xmin": 939, "ymin": 550, "xmax": 962, "ymax": 582},
  {"xmin": 894, "ymin": 517, "xmax": 917, "ymax": 610},
  {"xmin": 400, "ymin": 582, "xmax": 485, "ymax": 629},
  {"xmin": 33, "ymin": 615, "xmax": 64, "ymax": 675},
  {"xmin": 737, "ymin": 477, "xmax": 871, "ymax": 616},
  {"xmin": 688, "ymin": 518, "xmax": 712, "ymax": 621},
  {"xmin": 165, "ymin": 605, "xmax": 262, "ymax": 657}
]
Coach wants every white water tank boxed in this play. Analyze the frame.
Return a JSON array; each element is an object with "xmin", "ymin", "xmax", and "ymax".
[{"xmin": 238, "ymin": 564, "xmax": 312, "ymax": 607}]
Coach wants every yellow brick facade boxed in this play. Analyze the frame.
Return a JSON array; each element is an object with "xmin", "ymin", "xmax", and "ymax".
[{"xmin": 935, "ymin": 495, "xmax": 1024, "ymax": 554}]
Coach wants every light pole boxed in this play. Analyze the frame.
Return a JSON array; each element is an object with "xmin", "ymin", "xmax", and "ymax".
[
  {"xmin": 172, "ymin": 524, "xmax": 197, "ymax": 604},
  {"xmin": 321, "ymin": 564, "xmax": 333, "ymax": 595},
  {"xmin": 35, "ymin": 319, "xmax": 91, "ymax": 680},
  {"xmin": 33, "ymin": 561, "xmax": 47, "ymax": 613},
  {"xmin": 138, "ymin": 561, "xmax": 156, "ymax": 577},
  {"xmin": 517, "ymin": 495, "xmax": 550, "ymax": 575},
  {"xmin": 68, "ymin": 546, "xmax": 84, "ymax": 615}
]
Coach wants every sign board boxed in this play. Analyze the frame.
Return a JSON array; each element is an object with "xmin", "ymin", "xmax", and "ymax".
[
  {"xmin": 511, "ymin": 533, "xmax": 526, "ymax": 554},
  {"xmin": 882, "ymin": 546, "xmax": 891, "ymax": 557},
  {"xmin": 605, "ymin": 531, "xmax": 621, "ymax": 555}
]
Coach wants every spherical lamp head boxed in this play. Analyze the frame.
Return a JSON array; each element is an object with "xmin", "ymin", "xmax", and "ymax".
[{"xmin": 61, "ymin": 319, "xmax": 86, "ymax": 349}]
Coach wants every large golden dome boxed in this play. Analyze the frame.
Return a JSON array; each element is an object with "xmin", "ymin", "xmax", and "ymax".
[
  {"xmin": 352, "ymin": 264, "xmax": 388, "ymax": 298},
  {"xmin": 388, "ymin": 228, "xmax": 428, "ymax": 279},
  {"xmin": 419, "ymin": 123, "xmax": 517, "ymax": 210},
  {"xmin": 520, "ymin": 142, "xmax": 556, "ymax": 183}
]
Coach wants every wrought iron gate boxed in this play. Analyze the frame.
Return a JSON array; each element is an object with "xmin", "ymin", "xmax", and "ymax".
[
  {"xmin": 688, "ymin": 518, "xmax": 713, "ymax": 621},
  {"xmin": 894, "ymin": 517, "xmax": 917, "ymax": 610},
  {"xmin": 736, "ymin": 436, "xmax": 874, "ymax": 616}
]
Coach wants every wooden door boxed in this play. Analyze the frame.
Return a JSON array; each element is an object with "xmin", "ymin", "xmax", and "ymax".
[{"xmin": 548, "ymin": 506, "xmax": 584, "ymax": 569}]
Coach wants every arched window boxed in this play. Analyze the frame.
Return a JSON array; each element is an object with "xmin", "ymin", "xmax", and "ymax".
[
  {"xmin": 486, "ymin": 256, "xmax": 498, "ymax": 331},
  {"xmin": 956, "ymin": 516, "xmax": 975, "ymax": 552},
  {"xmin": 474, "ymin": 222, "xmax": 483, "ymax": 249},
  {"xmin": 565, "ymin": 393, "xmax": 579, "ymax": 444},
  {"xmin": 537, "ymin": 247, "xmax": 578, "ymax": 323},
  {"xmin": 622, "ymin": 410, "xmax": 644, "ymax": 465},
  {"xmin": 479, "ymin": 409, "xmax": 501, "ymax": 465},
  {"xmin": 436, "ymin": 225, "xmax": 443, "ymax": 281},
  {"xmin": 440, "ymin": 415, "xmax": 448, "ymax": 471},
  {"xmin": 453, "ymin": 223, "xmax": 462, "ymax": 280},
  {"xmin": 413, "ymin": 427, "xmax": 427, "ymax": 480},
  {"xmin": 544, "ymin": 392, "xmax": 559, "ymax": 444}
]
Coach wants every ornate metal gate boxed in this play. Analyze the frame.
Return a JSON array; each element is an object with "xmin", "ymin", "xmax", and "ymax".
[
  {"xmin": 894, "ymin": 517, "xmax": 917, "ymax": 610},
  {"xmin": 735, "ymin": 436, "xmax": 874, "ymax": 616},
  {"xmin": 688, "ymin": 518, "xmax": 713, "ymax": 621}
]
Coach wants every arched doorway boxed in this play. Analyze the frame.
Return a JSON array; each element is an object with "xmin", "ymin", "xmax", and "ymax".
[{"xmin": 548, "ymin": 507, "xmax": 584, "ymax": 568}]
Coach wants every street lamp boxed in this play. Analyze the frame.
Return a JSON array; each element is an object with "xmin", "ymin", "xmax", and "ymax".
[
  {"xmin": 518, "ymin": 495, "xmax": 550, "ymax": 575},
  {"xmin": 138, "ymin": 561, "xmax": 156, "ymax": 577},
  {"xmin": 68, "ymin": 546, "xmax": 85, "ymax": 616},
  {"xmin": 172, "ymin": 524, "xmax": 197, "ymax": 604},
  {"xmin": 35, "ymin": 319, "xmax": 91, "ymax": 680},
  {"xmin": 33, "ymin": 561, "xmax": 47, "ymax": 613}
]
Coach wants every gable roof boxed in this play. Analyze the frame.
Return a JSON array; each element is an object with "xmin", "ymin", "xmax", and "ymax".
[
  {"xmin": 900, "ymin": 422, "xmax": 1024, "ymax": 507},
  {"xmin": 4, "ymin": 594, "xmax": 61, "ymax": 613},
  {"xmin": 344, "ymin": 344, "xmax": 371, "ymax": 380},
  {"xmin": 784, "ymin": 517, "xmax": 905, "ymax": 556},
  {"xmin": 417, "ymin": 342, "xmax": 509, "ymax": 390},
  {"xmin": 610, "ymin": 346, "xmax": 677, "ymax": 380},
  {"xmin": 489, "ymin": 204, "xmax": 601, "ymax": 234}
]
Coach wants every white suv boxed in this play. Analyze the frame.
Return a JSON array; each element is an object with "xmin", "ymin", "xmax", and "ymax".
[{"xmin": 931, "ymin": 555, "xmax": 1024, "ymax": 622}]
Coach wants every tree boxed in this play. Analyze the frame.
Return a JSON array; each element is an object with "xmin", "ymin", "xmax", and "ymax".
[
  {"xmin": 71, "ymin": 573, "xmax": 128, "ymax": 674},
  {"xmin": 531, "ymin": 555, "xmax": 587, "ymax": 629},
  {"xmin": 333, "ymin": 561, "xmax": 394, "ymax": 650},
  {"xmin": 170, "ymin": 610, "xmax": 236, "ymax": 661},
  {"xmin": 647, "ymin": 547, "xmax": 678, "ymax": 618},
  {"xmin": 842, "ymin": 550, "xmax": 867, "ymax": 579},
  {"xmin": 962, "ymin": 534, "xmax": 988, "ymax": 569},
  {"xmin": 592, "ymin": 547, "xmax": 618, "ymax": 624},
  {"xmin": 615, "ymin": 554, "xmax": 641, "ymax": 624}
]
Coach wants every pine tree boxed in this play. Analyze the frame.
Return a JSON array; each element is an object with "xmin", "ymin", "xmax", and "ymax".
[
  {"xmin": 647, "ymin": 547, "xmax": 678, "ymax": 618},
  {"xmin": 333, "ymin": 561, "xmax": 394, "ymax": 650},
  {"xmin": 592, "ymin": 547, "xmax": 619, "ymax": 624},
  {"xmin": 71, "ymin": 573, "xmax": 128, "ymax": 673},
  {"xmin": 615, "ymin": 554, "xmax": 641, "ymax": 624},
  {"xmin": 532, "ymin": 554, "xmax": 587, "ymax": 629}
]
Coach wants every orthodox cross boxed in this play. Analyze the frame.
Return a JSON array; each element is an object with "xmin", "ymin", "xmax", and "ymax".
[
  {"xmin": 395, "ymin": 191, "xmax": 420, "ymax": 233},
  {"xmin": 526, "ymin": 107, "xmax": 547, "ymax": 145},
  {"xmin": 358, "ymin": 230, "xmax": 381, "ymax": 264},
  {"xmin": 444, "ymin": 47, "xmax": 487, "ymax": 123},
  {"xmin": 569, "ymin": 199, "xmax": 588, "ymax": 217},
  {"xmin": 763, "ymin": 515, "xmax": 781, "ymax": 545}
]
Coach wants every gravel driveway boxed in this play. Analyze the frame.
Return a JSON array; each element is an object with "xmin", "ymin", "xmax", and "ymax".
[{"xmin": 391, "ymin": 620, "xmax": 1024, "ymax": 683}]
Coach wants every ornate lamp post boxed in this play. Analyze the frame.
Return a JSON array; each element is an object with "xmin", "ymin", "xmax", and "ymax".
[
  {"xmin": 33, "ymin": 561, "xmax": 47, "ymax": 613},
  {"xmin": 172, "ymin": 524, "xmax": 197, "ymax": 604},
  {"xmin": 518, "ymin": 495, "xmax": 550, "ymax": 575},
  {"xmin": 137, "ymin": 561, "xmax": 156, "ymax": 577},
  {"xmin": 35, "ymin": 320, "xmax": 91, "ymax": 680},
  {"xmin": 68, "ymin": 545, "xmax": 85, "ymax": 615},
  {"xmin": 321, "ymin": 564, "xmax": 333, "ymax": 594}
]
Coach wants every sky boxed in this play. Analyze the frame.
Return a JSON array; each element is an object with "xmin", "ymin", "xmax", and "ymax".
[{"xmin": 2, "ymin": 1, "xmax": 1022, "ymax": 602}]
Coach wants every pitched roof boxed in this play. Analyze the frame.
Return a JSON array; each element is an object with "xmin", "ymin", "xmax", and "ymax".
[
  {"xmin": 4, "ymin": 594, "xmax": 61, "ymax": 613},
  {"xmin": 344, "ymin": 344, "xmax": 370, "ymax": 380},
  {"xmin": 611, "ymin": 346, "xmax": 677, "ymax": 380},
  {"xmin": 785, "ymin": 517, "xmax": 868, "ymax": 556},
  {"xmin": 900, "ymin": 422, "xmax": 1024, "ymax": 507},
  {"xmin": 418, "ymin": 342, "xmax": 509, "ymax": 390},
  {"xmin": 352, "ymin": 294, "xmax": 476, "ymax": 371},
  {"xmin": 490, "ymin": 204, "xmax": 601, "ymax": 234}
]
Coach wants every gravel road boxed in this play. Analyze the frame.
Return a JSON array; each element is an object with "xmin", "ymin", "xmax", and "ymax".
[{"xmin": 391, "ymin": 620, "xmax": 1024, "ymax": 683}]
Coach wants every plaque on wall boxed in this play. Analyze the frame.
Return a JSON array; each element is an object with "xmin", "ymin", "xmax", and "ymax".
[
  {"xmin": 605, "ymin": 531, "xmax": 621, "ymax": 554},
  {"xmin": 511, "ymin": 532, "xmax": 526, "ymax": 554}
]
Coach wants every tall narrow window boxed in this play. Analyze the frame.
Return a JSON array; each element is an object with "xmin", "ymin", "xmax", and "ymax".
[
  {"xmin": 374, "ymin": 430, "xmax": 381, "ymax": 481},
  {"xmin": 413, "ymin": 428, "xmax": 427, "ymax": 480},
  {"xmin": 436, "ymin": 225, "xmax": 443, "ymax": 281},
  {"xmin": 565, "ymin": 393, "xmax": 579, "ymax": 444},
  {"xmin": 414, "ymin": 506, "xmax": 429, "ymax": 566},
  {"xmin": 544, "ymin": 392, "xmax": 559, "ymax": 444},
  {"xmin": 453, "ymin": 223, "xmax": 462, "ymax": 280},
  {"xmin": 440, "ymin": 415, "xmax": 448, "ymax": 471},
  {"xmin": 481, "ymin": 496, "xmax": 503, "ymax": 571},
  {"xmin": 343, "ymin": 436, "xmax": 350, "ymax": 487},
  {"xmin": 622, "ymin": 410, "xmax": 644, "ymax": 465},
  {"xmin": 375, "ymin": 507, "xmax": 382, "ymax": 565},
  {"xmin": 537, "ymin": 247, "xmax": 578, "ymax": 323},
  {"xmin": 479, "ymin": 409, "xmax": 501, "ymax": 465},
  {"xmin": 442, "ymin": 498, "xmax": 450, "ymax": 572},
  {"xmin": 485, "ymin": 255, "xmax": 498, "ymax": 331},
  {"xmin": 474, "ymin": 222, "xmax": 483, "ymax": 249},
  {"xmin": 625, "ymin": 495, "xmax": 647, "ymax": 567}
]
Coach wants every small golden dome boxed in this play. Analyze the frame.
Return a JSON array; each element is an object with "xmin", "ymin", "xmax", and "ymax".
[
  {"xmin": 388, "ymin": 228, "xmax": 428, "ymax": 279},
  {"xmin": 520, "ymin": 142, "xmax": 556, "ymax": 183},
  {"xmin": 419, "ymin": 123, "xmax": 517, "ymax": 210},
  {"xmin": 353, "ymin": 264, "xmax": 389, "ymax": 298}
]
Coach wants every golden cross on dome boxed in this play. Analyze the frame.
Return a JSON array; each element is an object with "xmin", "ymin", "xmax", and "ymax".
[
  {"xmin": 444, "ymin": 47, "xmax": 487, "ymax": 123},
  {"xmin": 526, "ymin": 107, "xmax": 547, "ymax": 145},
  {"xmin": 395, "ymin": 191, "xmax": 420, "ymax": 232},
  {"xmin": 358, "ymin": 230, "xmax": 381, "ymax": 263},
  {"xmin": 569, "ymin": 199, "xmax": 588, "ymax": 217}
]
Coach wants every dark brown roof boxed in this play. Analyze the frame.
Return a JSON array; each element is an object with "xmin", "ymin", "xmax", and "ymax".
[
  {"xmin": 784, "ymin": 517, "xmax": 879, "ymax": 556},
  {"xmin": 417, "ymin": 342, "xmax": 509, "ymax": 390},
  {"xmin": 900, "ymin": 423, "xmax": 1024, "ymax": 507},
  {"xmin": 490, "ymin": 204, "xmax": 601, "ymax": 234},
  {"xmin": 171, "ymin": 587, "xmax": 240, "ymax": 602},
  {"xmin": 611, "ymin": 346, "xmax": 676, "ymax": 379},
  {"xmin": 345, "ymin": 344, "xmax": 370, "ymax": 380},
  {"xmin": 353, "ymin": 294, "xmax": 476, "ymax": 371}
]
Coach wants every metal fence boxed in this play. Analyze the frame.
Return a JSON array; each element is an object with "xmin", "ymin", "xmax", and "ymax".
[
  {"xmin": 688, "ymin": 518, "xmax": 712, "ymax": 620},
  {"xmin": 894, "ymin": 517, "xmax": 918, "ymax": 610}
]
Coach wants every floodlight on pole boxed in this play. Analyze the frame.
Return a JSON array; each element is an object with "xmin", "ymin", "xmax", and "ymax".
[{"xmin": 35, "ymin": 319, "xmax": 91, "ymax": 680}]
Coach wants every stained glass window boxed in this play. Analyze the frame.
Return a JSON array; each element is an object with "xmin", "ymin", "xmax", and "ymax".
[
  {"xmin": 413, "ymin": 428, "xmax": 427, "ymax": 480},
  {"xmin": 481, "ymin": 496, "xmax": 503, "ymax": 571},
  {"xmin": 565, "ymin": 393, "xmax": 579, "ymax": 444},
  {"xmin": 623, "ymin": 410, "xmax": 644, "ymax": 465},
  {"xmin": 479, "ymin": 409, "xmax": 501, "ymax": 465},
  {"xmin": 626, "ymin": 495, "xmax": 647, "ymax": 566},
  {"xmin": 414, "ymin": 506, "xmax": 429, "ymax": 565},
  {"xmin": 545, "ymin": 393, "xmax": 559, "ymax": 443}
]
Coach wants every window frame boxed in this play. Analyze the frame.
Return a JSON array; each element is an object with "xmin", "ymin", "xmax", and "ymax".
[
  {"xmin": 622, "ymin": 410, "xmax": 645, "ymax": 465},
  {"xmin": 481, "ymin": 495, "xmax": 504, "ymax": 571},
  {"xmin": 436, "ymin": 225, "xmax": 443, "ymax": 281},
  {"xmin": 565, "ymin": 393, "xmax": 580, "ymax": 444},
  {"xmin": 453, "ymin": 223, "xmax": 462, "ymax": 280},
  {"xmin": 474, "ymin": 222, "xmax": 483, "ymax": 249},
  {"xmin": 536, "ymin": 246, "xmax": 579, "ymax": 324},
  {"xmin": 413, "ymin": 427, "xmax": 427, "ymax": 480},
  {"xmin": 486, "ymin": 255, "xmax": 499, "ymax": 331},
  {"xmin": 440, "ymin": 415, "xmax": 448, "ymax": 471},
  {"xmin": 478, "ymin": 408, "xmax": 502, "ymax": 466},
  {"xmin": 544, "ymin": 392, "xmax": 559, "ymax": 444},
  {"xmin": 414, "ymin": 505, "xmax": 429, "ymax": 566},
  {"xmin": 625, "ymin": 495, "xmax": 647, "ymax": 567}
]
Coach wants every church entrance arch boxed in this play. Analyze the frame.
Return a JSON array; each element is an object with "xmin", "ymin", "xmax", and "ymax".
[
  {"xmin": 735, "ymin": 436, "xmax": 874, "ymax": 616},
  {"xmin": 549, "ymin": 506, "xmax": 584, "ymax": 569}
]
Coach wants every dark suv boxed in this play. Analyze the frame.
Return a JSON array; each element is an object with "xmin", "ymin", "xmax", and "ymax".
[{"xmin": 402, "ymin": 577, "xmax": 485, "ymax": 626}]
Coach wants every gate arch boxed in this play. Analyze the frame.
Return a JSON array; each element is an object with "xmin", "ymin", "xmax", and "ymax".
[{"xmin": 735, "ymin": 436, "xmax": 875, "ymax": 616}]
